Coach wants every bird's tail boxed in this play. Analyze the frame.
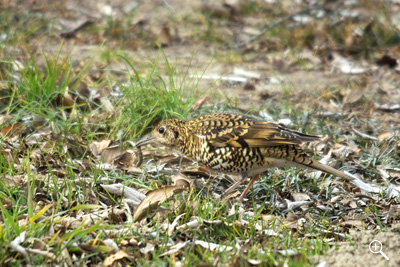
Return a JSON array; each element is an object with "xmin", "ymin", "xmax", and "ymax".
[
  {"xmin": 303, "ymin": 159, "xmax": 379, "ymax": 193},
  {"xmin": 304, "ymin": 160, "xmax": 355, "ymax": 183}
]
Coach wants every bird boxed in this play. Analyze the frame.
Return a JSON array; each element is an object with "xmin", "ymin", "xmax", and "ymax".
[{"xmin": 135, "ymin": 113, "xmax": 357, "ymax": 201}]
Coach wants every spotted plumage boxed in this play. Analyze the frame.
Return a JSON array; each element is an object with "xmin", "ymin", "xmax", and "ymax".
[{"xmin": 136, "ymin": 113, "xmax": 356, "ymax": 201}]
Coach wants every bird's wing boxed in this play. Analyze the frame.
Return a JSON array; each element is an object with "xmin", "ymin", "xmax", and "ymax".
[{"xmin": 189, "ymin": 113, "xmax": 320, "ymax": 148}]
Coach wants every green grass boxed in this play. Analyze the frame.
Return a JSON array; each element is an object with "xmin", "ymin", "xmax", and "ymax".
[{"xmin": 111, "ymin": 54, "xmax": 202, "ymax": 140}]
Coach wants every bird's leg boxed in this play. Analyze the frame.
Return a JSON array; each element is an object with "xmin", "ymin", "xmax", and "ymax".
[
  {"xmin": 239, "ymin": 173, "xmax": 261, "ymax": 202},
  {"xmin": 222, "ymin": 173, "xmax": 248, "ymax": 197}
]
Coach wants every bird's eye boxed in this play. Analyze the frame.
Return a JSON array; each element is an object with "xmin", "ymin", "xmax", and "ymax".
[{"xmin": 158, "ymin": 127, "xmax": 165, "ymax": 134}]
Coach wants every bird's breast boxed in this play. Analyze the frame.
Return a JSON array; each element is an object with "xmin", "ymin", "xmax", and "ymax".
[
  {"xmin": 179, "ymin": 135, "xmax": 264, "ymax": 173},
  {"xmin": 201, "ymin": 146, "xmax": 264, "ymax": 173}
]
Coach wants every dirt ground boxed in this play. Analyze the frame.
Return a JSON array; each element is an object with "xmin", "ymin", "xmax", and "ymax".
[{"xmin": 321, "ymin": 225, "xmax": 400, "ymax": 267}]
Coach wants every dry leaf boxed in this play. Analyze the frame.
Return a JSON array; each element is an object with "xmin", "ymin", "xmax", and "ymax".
[
  {"xmin": 261, "ymin": 214, "xmax": 275, "ymax": 222},
  {"xmin": 89, "ymin": 139, "xmax": 112, "ymax": 157},
  {"xmin": 133, "ymin": 186, "xmax": 187, "ymax": 221},
  {"xmin": 233, "ymin": 67, "xmax": 261, "ymax": 79},
  {"xmin": 101, "ymin": 146, "xmax": 125, "ymax": 164},
  {"xmin": 221, "ymin": 191, "xmax": 241, "ymax": 201},
  {"xmin": 157, "ymin": 24, "xmax": 171, "ymax": 47},
  {"xmin": 101, "ymin": 184, "xmax": 146, "ymax": 205},
  {"xmin": 339, "ymin": 220, "xmax": 366, "ymax": 229},
  {"xmin": 159, "ymin": 241, "xmax": 189, "ymax": 256},
  {"xmin": 192, "ymin": 96, "xmax": 208, "ymax": 110},
  {"xmin": 181, "ymin": 166, "xmax": 215, "ymax": 178},
  {"xmin": 113, "ymin": 151, "xmax": 134, "ymax": 168},
  {"xmin": 62, "ymin": 93, "xmax": 74, "ymax": 108},
  {"xmin": 378, "ymin": 132, "xmax": 395, "ymax": 142},
  {"xmin": 167, "ymin": 213, "xmax": 186, "ymax": 236},
  {"xmin": 291, "ymin": 192, "xmax": 311, "ymax": 202},
  {"xmin": 376, "ymin": 54, "xmax": 397, "ymax": 68},
  {"xmin": 103, "ymin": 250, "xmax": 132, "ymax": 267},
  {"xmin": 1, "ymin": 123, "xmax": 24, "ymax": 137},
  {"xmin": 60, "ymin": 19, "xmax": 93, "ymax": 38},
  {"xmin": 194, "ymin": 240, "xmax": 234, "ymax": 252},
  {"xmin": 171, "ymin": 173, "xmax": 192, "ymax": 189},
  {"xmin": 331, "ymin": 54, "xmax": 368, "ymax": 74},
  {"xmin": 343, "ymin": 89, "xmax": 364, "ymax": 104}
]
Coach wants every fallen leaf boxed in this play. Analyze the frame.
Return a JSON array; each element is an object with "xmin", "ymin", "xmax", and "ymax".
[
  {"xmin": 61, "ymin": 93, "xmax": 74, "ymax": 108},
  {"xmin": 291, "ymin": 192, "xmax": 311, "ymax": 202},
  {"xmin": 331, "ymin": 54, "xmax": 368, "ymax": 74},
  {"xmin": 194, "ymin": 240, "xmax": 234, "ymax": 252},
  {"xmin": 103, "ymin": 250, "xmax": 132, "ymax": 267},
  {"xmin": 113, "ymin": 151, "xmax": 134, "ymax": 168},
  {"xmin": 60, "ymin": 19, "xmax": 93, "ymax": 39},
  {"xmin": 101, "ymin": 145, "xmax": 125, "ymax": 164},
  {"xmin": 157, "ymin": 24, "xmax": 171, "ymax": 47},
  {"xmin": 192, "ymin": 96, "xmax": 208, "ymax": 110},
  {"xmin": 133, "ymin": 186, "xmax": 187, "ymax": 221},
  {"xmin": 343, "ymin": 89, "xmax": 364, "ymax": 104},
  {"xmin": 181, "ymin": 166, "xmax": 215, "ymax": 178},
  {"xmin": 140, "ymin": 242, "xmax": 155, "ymax": 254},
  {"xmin": 1, "ymin": 123, "xmax": 24, "ymax": 137},
  {"xmin": 339, "ymin": 220, "xmax": 366, "ymax": 229},
  {"xmin": 89, "ymin": 139, "xmax": 112, "ymax": 157},
  {"xmin": 376, "ymin": 54, "xmax": 397, "ymax": 68},
  {"xmin": 171, "ymin": 173, "xmax": 192, "ymax": 189},
  {"xmin": 233, "ymin": 67, "xmax": 261, "ymax": 79},
  {"xmin": 243, "ymin": 82, "xmax": 256, "ymax": 91},
  {"xmin": 375, "ymin": 103, "xmax": 400, "ymax": 111},
  {"xmin": 101, "ymin": 183, "xmax": 146, "ymax": 205},
  {"xmin": 167, "ymin": 213, "xmax": 186, "ymax": 236},
  {"xmin": 378, "ymin": 132, "xmax": 394, "ymax": 142},
  {"xmin": 159, "ymin": 241, "xmax": 189, "ymax": 256},
  {"xmin": 261, "ymin": 214, "xmax": 275, "ymax": 222}
]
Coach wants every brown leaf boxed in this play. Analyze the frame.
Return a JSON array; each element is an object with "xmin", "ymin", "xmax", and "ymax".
[
  {"xmin": 103, "ymin": 250, "xmax": 132, "ymax": 267},
  {"xmin": 291, "ymin": 192, "xmax": 311, "ymax": 202},
  {"xmin": 109, "ymin": 208, "xmax": 125, "ymax": 224},
  {"xmin": 378, "ymin": 132, "xmax": 395, "ymax": 142},
  {"xmin": 221, "ymin": 191, "xmax": 240, "ymax": 201},
  {"xmin": 0, "ymin": 196, "xmax": 12, "ymax": 209},
  {"xmin": 157, "ymin": 24, "xmax": 171, "ymax": 47},
  {"xmin": 133, "ymin": 186, "xmax": 187, "ymax": 221},
  {"xmin": 101, "ymin": 146, "xmax": 125, "ymax": 164},
  {"xmin": 376, "ymin": 54, "xmax": 397, "ymax": 68},
  {"xmin": 339, "ymin": 220, "xmax": 366, "ymax": 230},
  {"xmin": 243, "ymin": 82, "xmax": 256, "ymax": 91},
  {"xmin": 171, "ymin": 173, "xmax": 192, "ymax": 189},
  {"xmin": 60, "ymin": 19, "xmax": 93, "ymax": 39},
  {"xmin": 332, "ymin": 143, "xmax": 361, "ymax": 159},
  {"xmin": 62, "ymin": 93, "xmax": 74, "ymax": 108},
  {"xmin": 134, "ymin": 146, "xmax": 143, "ymax": 167},
  {"xmin": 261, "ymin": 214, "xmax": 275, "ymax": 222},
  {"xmin": 181, "ymin": 166, "xmax": 216, "ymax": 178},
  {"xmin": 192, "ymin": 96, "xmax": 208, "ymax": 110},
  {"xmin": 113, "ymin": 152, "xmax": 134, "ymax": 168},
  {"xmin": 342, "ymin": 88, "xmax": 364, "ymax": 104},
  {"xmin": 89, "ymin": 139, "xmax": 112, "ymax": 157},
  {"xmin": 75, "ymin": 81, "xmax": 91, "ymax": 99},
  {"xmin": 1, "ymin": 148, "xmax": 18, "ymax": 164},
  {"xmin": 1, "ymin": 123, "xmax": 24, "ymax": 137}
]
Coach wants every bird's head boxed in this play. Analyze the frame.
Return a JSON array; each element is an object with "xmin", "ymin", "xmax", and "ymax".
[{"xmin": 136, "ymin": 119, "xmax": 184, "ymax": 149}]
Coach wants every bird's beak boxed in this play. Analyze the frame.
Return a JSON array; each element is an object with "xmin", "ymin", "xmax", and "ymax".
[{"xmin": 135, "ymin": 136, "xmax": 155, "ymax": 147}]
